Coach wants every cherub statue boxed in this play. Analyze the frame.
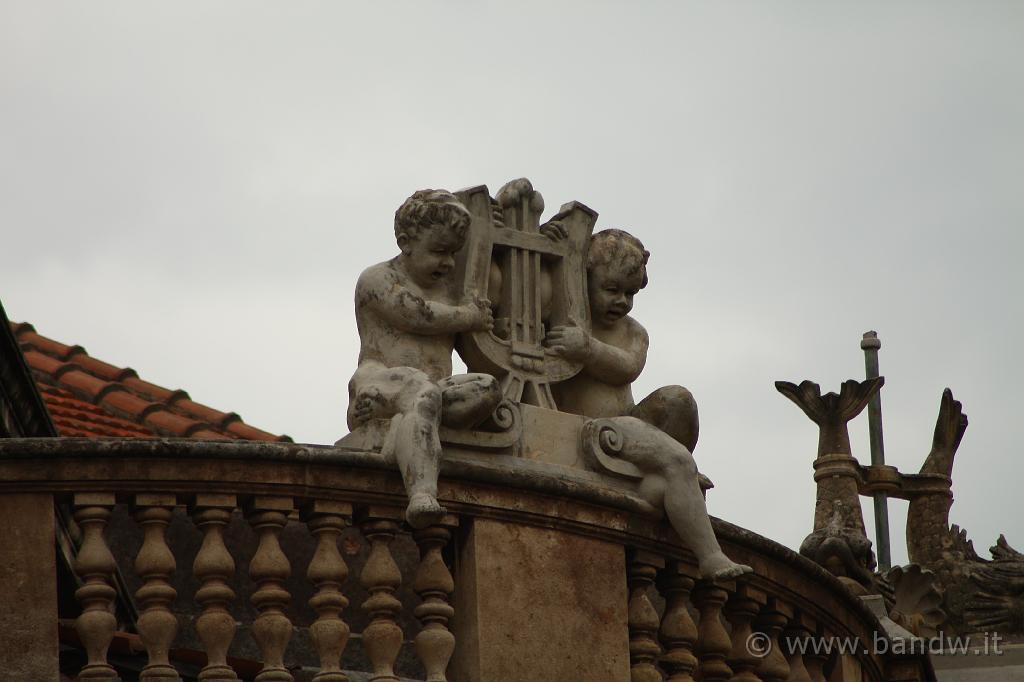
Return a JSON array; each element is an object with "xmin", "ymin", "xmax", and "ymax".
[
  {"xmin": 348, "ymin": 189, "xmax": 502, "ymax": 528},
  {"xmin": 546, "ymin": 227, "xmax": 751, "ymax": 579}
]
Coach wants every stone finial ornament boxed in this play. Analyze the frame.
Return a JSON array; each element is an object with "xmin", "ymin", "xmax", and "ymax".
[
  {"xmin": 903, "ymin": 388, "xmax": 1024, "ymax": 634},
  {"xmin": 776, "ymin": 378, "xmax": 882, "ymax": 537},
  {"xmin": 775, "ymin": 378, "xmax": 884, "ymax": 462}
]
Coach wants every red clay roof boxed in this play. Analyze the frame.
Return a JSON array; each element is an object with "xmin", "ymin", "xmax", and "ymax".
[{"xmin": 10, "ymin": 321, "xmax": 291, "ymax": 442}]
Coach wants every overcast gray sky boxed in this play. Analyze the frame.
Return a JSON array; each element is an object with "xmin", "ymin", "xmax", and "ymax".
[{"xmin": 2, "ymin": 1, "xmax": 1021, "ymax": 566}]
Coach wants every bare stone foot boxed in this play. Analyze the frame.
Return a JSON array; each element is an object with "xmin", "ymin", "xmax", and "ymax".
[
  {"xmin": 406, "ymin": 492, "xmax": 445, "ymax": 529},
  {"xmin": 699, "ymin": 553, "xmax": 753, "ymax": 580}
]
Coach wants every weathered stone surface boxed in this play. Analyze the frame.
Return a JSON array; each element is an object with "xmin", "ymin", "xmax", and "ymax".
[
  {"xmin": 0, "ymin": 493, "xmax": 58, "ymax": 681},
  {"xmin": 345, "ymin": 188, "xmax": 502, "ymax": 530},
  {"xmin": 451, "ymin": 518, "xmax": 631, "ymax": 682}
]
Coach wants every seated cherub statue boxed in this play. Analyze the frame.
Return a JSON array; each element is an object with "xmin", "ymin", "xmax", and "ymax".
[
  {"xmin": 348, "ymin": 189, "xmax": 502, "ymax": 528},
  {"xmin": 546, "ymin": 228, "xmax": 751, "ymax": 579}
]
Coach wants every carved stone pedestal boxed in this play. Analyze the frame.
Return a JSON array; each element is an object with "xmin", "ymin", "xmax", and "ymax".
[{"xmin": 451, "ymin": 517, "xmax": 630, "ymax": 682}]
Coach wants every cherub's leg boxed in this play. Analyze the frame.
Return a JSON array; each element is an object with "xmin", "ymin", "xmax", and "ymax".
[
  {"xmin": 391, "ymin": 372, "xmax": 446, "ymax": 529},
  {"xmin": 631, "ymin": 385, "xmax": 712, "ymax": 494},
  {"xmin": 439, "ymin": 373, "xmax": 502, "ymax": 429},
  {"xmin": 612, "ymin": 417, "xmax": 751, "ymax": 580},
  {"xmin": 631, "ymin": 385, "xmax": 699, "ymax": 452}
]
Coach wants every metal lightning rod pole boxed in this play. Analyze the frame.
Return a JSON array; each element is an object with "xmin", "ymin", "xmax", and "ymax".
[{"xmin": 861, "ymin": 330, "xmax": 891, "ymax": 572}]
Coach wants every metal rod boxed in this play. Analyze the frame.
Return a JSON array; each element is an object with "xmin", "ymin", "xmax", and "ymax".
[{"xmin": 862, "ymin": 330, "xmax": 892, "ymax": 571}]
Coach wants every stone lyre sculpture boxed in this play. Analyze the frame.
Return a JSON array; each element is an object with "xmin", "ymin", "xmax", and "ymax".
[{"xmin": 341, "ymin": 178, "xmax": 750, "ymax": 579}]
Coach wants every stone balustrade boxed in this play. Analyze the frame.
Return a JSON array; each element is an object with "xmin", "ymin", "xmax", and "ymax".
[{"xmin": 0, "ymin": 438, "xmax": 935, "ymax": 682}]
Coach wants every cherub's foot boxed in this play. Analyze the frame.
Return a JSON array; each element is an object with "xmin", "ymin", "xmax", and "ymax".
[
  {"xmin": 699, "ymin": 552, "xmax": 753, "ymax": 580},
  {"xmin": 406, "ymin": 493, "xmax": 446, "ymax": 529}
]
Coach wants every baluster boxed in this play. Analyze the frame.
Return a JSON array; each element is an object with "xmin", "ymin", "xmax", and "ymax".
[
  {"xmin": 755, "ymin": 600, "xmax": 791, "ymax": 682},
  {"xmin": 692, "ymin": 579, "xmax": 734, "ymax": 682},
  {"xmin": 413, "ymin": 516, "xmax": 458, "ymax": 682},
  {"xmin": 781, "ymin": 613, "xmax": 815, "ymax": 682},
  {"xmin": 656, "ymin": 561, "xmax": 699, "ymax": 682},
  {"xmin": 73, "ymin": 492, "xmax": 121, "ymax": 682},
  {"xmin": 245, "ymin": 496, "xmax": 295, "ymax": 682},
  {"xmin": 627, "ymin": 550, "xmax": 665, "ymax": 682},
  {"xmin": 725, "ymin": 584, "xmax": 766, "ymax": 682},
  {"xmin": 133, "ymin": 494, "xmax": 181, "ymax": 682},
  {"xmin": 802, "ymin": 627, "xmax": 829, "ymax": 682},
  {"xmin": 301, "ymin": 500, "xmax": 353, "ymax": 682},
  {"xmin": 358, "ymin": 507, "xmax": 404, "ymax": 682},
  {"xmin": 190, "ymin": 494, "xmax": 240, "ymax": 682}
]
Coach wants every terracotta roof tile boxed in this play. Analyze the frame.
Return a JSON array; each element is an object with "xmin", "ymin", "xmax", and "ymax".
[
  {"xmin": 11, "ymin": 321, "xmax": 292, "ymax": 442},
  {"xmin": 122, "ymin": 376, "xmax": 180, "ymax": 402},
  {"xmin": 56, "ymin": 369, "xmax": 114, "ymax": 401},
  {"xmin": 21, "ymin": 350, "xmax": 64, "ymax": 376},
  {"xmin": 39, "ymin": 385, "xmax": 156, "ymax": 438},
  {"xmin": 224, "ymin": 420, "xmax": 285, "ymax": 441}
]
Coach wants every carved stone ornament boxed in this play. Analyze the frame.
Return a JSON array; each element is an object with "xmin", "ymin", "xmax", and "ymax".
[
  {"xmin": 881, "ymin": 564, "xmax": 946, "ymax": 638},
  {"xmin": 452, "ymin": 179, "xmax": 596, "ymax": 409}
]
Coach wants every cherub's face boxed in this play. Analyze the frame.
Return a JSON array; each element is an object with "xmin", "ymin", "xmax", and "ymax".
[
  {"xmin": 398, "ymin": 223, "xmax": 465, "ymax": 289},
  {"xmin": 588, "ymin": 261, "xmax": 644, "ymax": 328}
]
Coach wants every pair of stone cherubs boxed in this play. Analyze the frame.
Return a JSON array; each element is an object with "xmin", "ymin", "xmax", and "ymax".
[{"xmin": 347, "ymin": 188, "xmax": 750, "ymax": 581}]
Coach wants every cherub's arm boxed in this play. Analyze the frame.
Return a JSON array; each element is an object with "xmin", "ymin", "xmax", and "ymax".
[
  {"xmin": 582, "ymin": 324, "xmax": 648, "ymax": 385},
  {"xmin": 358, "ymin": 274, "xmax": 491, "ymax": 335},
  {"xmin": 545, "ymin": 320, "xmax": 648, "ymax": 385}
]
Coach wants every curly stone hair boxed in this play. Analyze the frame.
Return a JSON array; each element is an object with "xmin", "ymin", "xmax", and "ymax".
[
  {"xmin": 394, "ymin": 189, "xmax": 471, "ymax": 242},
  {"xmin": 586, "ymin": 229, "xmax": 650, "ymax": 289}
]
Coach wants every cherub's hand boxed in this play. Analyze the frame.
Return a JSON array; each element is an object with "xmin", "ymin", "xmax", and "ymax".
[
  {"xmin": 540, "ymin": 220, "xmax": 568, "ymax": 241},
  {"xmin": 462, "ymin": 297, "xmax": 494, "ymax": 332},
  {"xmin": 544, "ymin": 324, "xmax": 591, "ymax": 361},
  {"xmin": 351, "ymin": 387, "xmax": 387, "ymax": 427}
]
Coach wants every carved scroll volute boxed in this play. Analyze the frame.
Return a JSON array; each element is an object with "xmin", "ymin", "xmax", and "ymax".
[
  {"xmin": 358, "ymin": 507, "xmax": 405, "ymax": 682},
  {"xmin": 133, "ymin": 494, "xmax": 181, "ymax": 682},
  {"xmin": 413, "ymin": 517, "xmax": 458, "ymax": 681},
  {"xmin": 754, "ymin": 600, "xmax": 792, "ymax": 682},
  {"xmin": 693, "ymin": 579, "xmax": 735, "ymax": 682},
  {"xmin": 724, "ymin": 584, "xmax": 767, "ymax": 682},
  {"xmin": 190, "ymin": 494, "xmax": 240, "ymax": 682},
  {"xmin": 627, "ymin": 550, "xmax": 665, "ymax": 682},
  {"xmin": 72, "ymin": 492, "xmax": 121, "ymax": 682},
  {"xmin": 301, "ymin": 500, "xmax": 353, "ymax": 682},
  {"xmin": 657, "ymin": 561, "xmax": 699, "ymax": 682},
  {"xmin": 581, "ymin": 418, "xmax": 644, "ymax": 480},
  {"xmin": 245, "ymin": 496, "xmax": 295, "ymax": 682},
  {"xmin": 453, "ymin": 180, "xmax": 597, "ymax": 408}
]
